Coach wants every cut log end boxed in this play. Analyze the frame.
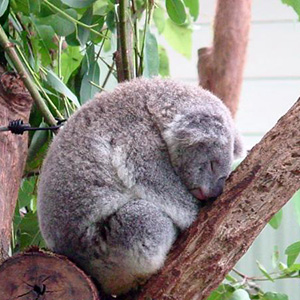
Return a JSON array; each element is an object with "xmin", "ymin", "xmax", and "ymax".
[{"xmin": 0, "ymin": 248, "xmax": 100, "ymax": 300}]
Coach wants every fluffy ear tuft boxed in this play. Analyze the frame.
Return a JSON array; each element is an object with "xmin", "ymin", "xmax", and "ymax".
[
  {"xmin": 162, "ymin": 112, "xmax": 230, "ymax": 150},
  {"xmin": 233, "ymin": 129, "xmax": 244, "ymax": 158}
]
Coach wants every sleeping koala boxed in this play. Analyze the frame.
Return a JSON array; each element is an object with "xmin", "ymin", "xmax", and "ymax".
[{"xmin": 37, "ymin": 77, "xmax": 242, "ymax": 295}]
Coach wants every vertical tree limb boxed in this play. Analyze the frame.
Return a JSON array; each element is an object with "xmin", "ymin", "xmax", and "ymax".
[
  {"xmin": 0, "ymin": 70, "xmax": 33, "ymax": 261},
  {"xmin": 116, "ymin": 0, "xmax": 134, "ymax": 82},
  {"xmin": 198, "ymin": 0, "xmax": 252, "ymax": 117}
]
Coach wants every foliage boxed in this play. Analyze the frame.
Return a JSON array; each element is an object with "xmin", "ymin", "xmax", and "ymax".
[{"xmin": 0, "ymin": 0, "xmax": 299, "ymax": 298}]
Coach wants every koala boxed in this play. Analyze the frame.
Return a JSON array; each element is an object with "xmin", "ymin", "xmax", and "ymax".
[{"xmin": 37, "ymin": 77, "xmax": 242, "ymax": 295}]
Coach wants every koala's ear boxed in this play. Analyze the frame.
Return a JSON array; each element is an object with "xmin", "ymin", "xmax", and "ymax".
[
  {"xmin": 162, "ymin": 113, "xmax": 229, "ymax": 149},
  {"xmin": 233, "ymin": 129, "xmax": 244, "ymax": 158}
]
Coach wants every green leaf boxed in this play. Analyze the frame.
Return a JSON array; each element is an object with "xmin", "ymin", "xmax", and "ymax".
[
  {"xmin": 158, "ymin": 46, "xmax": 170, "ymax": 77},
  {"xmin": 27, "ymin": 123, "xmax": 49, "ymax": 166},
  {"xmin": 207, "ymin": 284, "xmax": 235, "ymax": 300},
  {"xmin": 80, "ymin": 61, "xmax": 100, "ymax": 103},
  {"xmin": 163, "ymin": 18, "xmax": 192, "ymax": 59},
  {"xmin": 166, "ymin": 0, "xmax": 187, "ymax": 25},
  {"xmin": 153, "ymin": 4, "xmax": 166, "ymax": 34},
  {"xmin": 284, "ymin": 263, "xmax": 300, "ymax": 274},
  {"xmin": 0, "ymin": 0, "xmax": 9, "ymax": 18},
  {"xmin": 285, "ymin": 241, "xmax": 300, "ymax": 267},
  {"xmin": 17, "ymin": 177, "xmax": 38, "ymax": 209},
  {"xmin": 46, "ymin": 69, "xmax": 80, "ymax": 107},
  {"xmin": 183, "ymin": 0, "xmax": 199, "ymax": 21},
  {"xmin": 61, "ymin": 0, "xmax": 97, "ymax": 8},
  {"xmin": 292, "ymin": 190, "xmax": 300, "ymax": 226},
  {"xmin": 78, "ymin": 7, "xmax": 93, "ymax": 46},
  {"xmin": 263, "ymin": 292, "xmax": 289, "ymax": 300},
  {"xmin": 229, "ymin": 289, "xmax": 251, "ymax": 300},
  {"xmin": 269, "ymin": 209, "xmax": 283, "ymax": 229},
  {"xmin": 18, "ymin": 211, "xmax": 46, "ymax": 251},
  {"xmin": 94, "ymin": 0, "xmax": 113, "ymax": 15},
  {"xmin": 143, "ymin": 29, "xmax": 159, "ymax": 78},
  {"xmin": 256, "ymin": 261, "xmax": 274, "ymax": 282},
  {"xmin": 281, "ymin": 0, "xmax": 300, "ymax": 19},
  {"xmin": 11, "ymin": 0, "xmax": 41, "ymax": 15},
  {"xmin": 55, "ymin": 46, "xmax": 83, "ymax": 83},
  {"xmin": 41, "ymin": 8, "xmax": 77, "ymax": 36}
]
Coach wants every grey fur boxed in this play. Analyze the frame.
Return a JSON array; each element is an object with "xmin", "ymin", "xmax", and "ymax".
[{"xmin": 37, "ymin": 77, "xmax": 242, "ymax": 295}]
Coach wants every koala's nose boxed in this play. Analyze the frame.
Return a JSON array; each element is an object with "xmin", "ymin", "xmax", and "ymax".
[{"xmin": 190, "ymin": 188, "xmax": 207, "ymax": 200}]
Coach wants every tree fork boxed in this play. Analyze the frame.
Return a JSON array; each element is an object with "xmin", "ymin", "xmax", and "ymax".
[{"xmin": 125, "ymin": 98, "xmax": 300, "ymax": 299}]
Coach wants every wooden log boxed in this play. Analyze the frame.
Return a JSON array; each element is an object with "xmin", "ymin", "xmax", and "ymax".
[{"xmin": 0, "ymin": 248, "xmax": 100, "ymax": 300}]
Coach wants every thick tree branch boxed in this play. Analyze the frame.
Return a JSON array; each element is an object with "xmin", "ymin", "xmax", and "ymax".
[
  {"xmin": 0, "ymin": 70, "xmax": 33, "ymax": 261},
  {"xmin": 126, "ymin": 98, "xmax": 300, "ymax": 299},
  {"xmin": 198, "ymin": 0, "xmax": 252, "ymax": 117}
]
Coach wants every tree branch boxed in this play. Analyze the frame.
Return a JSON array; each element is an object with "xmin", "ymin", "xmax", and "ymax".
[
  {"xmin": 116, "ymin": 0, "xmax": 134, "ymax": 82},
  {"xmin": 127, "ymin": 98, "xmax": 300, "ymax": 299},
  {"xmin": 198, "ymin": 0, "xmax": 252, "ymax": 117}
]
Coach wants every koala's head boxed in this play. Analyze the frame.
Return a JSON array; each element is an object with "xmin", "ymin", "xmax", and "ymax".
[{"xmin": 163, "ymin": 111, "xmax": 242, "ymax": 200}]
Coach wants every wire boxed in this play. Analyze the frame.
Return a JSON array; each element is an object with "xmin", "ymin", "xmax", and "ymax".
[{"xmin": 0, "ymin": 119, "xmax": 67, "ymax": 135}]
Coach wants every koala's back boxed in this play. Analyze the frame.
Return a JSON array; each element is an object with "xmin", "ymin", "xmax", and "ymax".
[{"xmin": 38, "ymin": 78, "xmax": 205, "ymax": 248}]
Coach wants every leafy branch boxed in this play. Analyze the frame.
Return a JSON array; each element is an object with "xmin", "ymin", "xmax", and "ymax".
[{"xmin": 0, "ymin": 25, "xmax": 56, "ymax": 126}]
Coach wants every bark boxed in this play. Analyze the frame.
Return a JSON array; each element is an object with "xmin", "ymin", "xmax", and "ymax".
[
  {"xmin": 124, "ymin": 98, "xmax": 299, "ymax": 299},
  {"xmin": 115, "ymin": 0, "xmax": 134, "ymax": 82},
  {"xmin": 198, "ymin": 0, "xmax": 252, "ymax": 117},
  {"xmin": 0, "ymin": 70, "xmax": 33, "ymax": 261},
  {"xmin": 0, "ymin": 248, "xmax": 99, "ymax": 299}
]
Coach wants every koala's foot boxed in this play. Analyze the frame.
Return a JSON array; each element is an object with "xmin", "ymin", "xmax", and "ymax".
[{"xmin": 91, "ymin": 199, "xmax": 177, "ymax": 295}]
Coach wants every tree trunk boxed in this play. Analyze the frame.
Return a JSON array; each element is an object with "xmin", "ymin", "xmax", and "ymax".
[
  {"xmin": 0, "ymin": 70, "xmax": 33, "ymax": 261},
  {"xmin": 124, "ymin": 98, "xmax": 300, "ymax": 299},
  {"xmin": 198, "ymin": 0, "xmax": 252, "ymax": 117}
]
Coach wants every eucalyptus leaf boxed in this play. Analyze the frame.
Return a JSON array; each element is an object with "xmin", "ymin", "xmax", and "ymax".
[
  {"xmin": 46, "ymin": 69, "xmax": 80, "ymax": 107},
  {"xmin": 256, "ymin": 261, "xmax": 274, "ymax": 282},
  {"xmin": 269, "ymin": 209, "xmax": 283, "ymax": 229},
  {"xmin": 163, "ymin": 18, "xmax": 192, "ymax": 59},
  {"xmin": 263, "ymin": 292, "xmax": 289, "ymax": 300},
  {"xmin": 80, "ymin": 61, "xmax": 100, "ymax": 103},
  {"xmin": 153, "ymin": 5, "xmax": 166, "ymax": 34},
  {"xmin": 0, "ymin": 0, "xmax": 9, "ymax": 18},
  {"xmin": 285, "ymin": 241, "xmax": 300, "ymax": 267},
  {"xmin": 229, "ymin": 289, "xmax": 251, "ymax": 300},
  {"xmin": 27, "ymin": 123, "xmax": 49, "ymax": 165},
  {"xmin": 166, "ymin": 0, "xmax": 187, "ymax": 25},
  {"xmin": 281, "ymin": 0, "xmax": 300, "ymax": 19},
  {"xmin": 18, "ymin": 211, "xmax": 46, "ymax": 251},
  {"xmin": 184, "ymin": 0, "xmax": 199, "ymax": 21},
  {"xmin": 143, "ymin": 29, "xmax": 159, "ymax": 78},
  {"xmin": 55, "ymin": 46, "xmax": 83, "ymax": 83},
  {"xmin": 78, "ymin": 7, "xmax": 93, "ymax": 46},
  {"xmin": 158, "ymin": 46, "xmax": 170, "ymax": 77},
  {"xmin": 41, "ymin": 8, "xmax": 77, "ymax": 36},
  {"xmin": 61, "ymin": 0, "xmax": 97, "ymax": 8}
]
